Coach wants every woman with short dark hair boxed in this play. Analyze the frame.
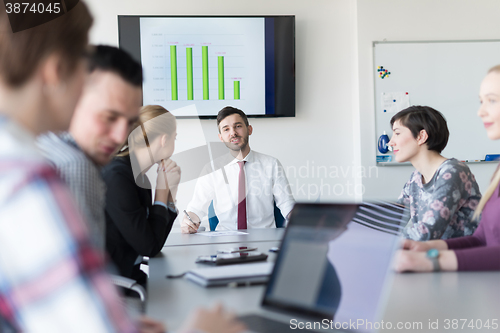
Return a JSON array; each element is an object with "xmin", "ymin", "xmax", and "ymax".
[{"xmin": 389, "ymin": 106, "xmax": 481, "ymax": 241}]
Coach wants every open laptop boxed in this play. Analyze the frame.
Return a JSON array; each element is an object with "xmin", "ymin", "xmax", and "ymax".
[{"xmin": 239, "ymin": 202, "xmax": 409, "ymax": 333}]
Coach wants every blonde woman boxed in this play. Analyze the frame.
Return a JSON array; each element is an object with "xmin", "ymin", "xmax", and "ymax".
[
  {"xmin": 102, "ymin": 105, "xmax": 180, "ymax": 288},
  {"xmin": 395, "ymin": 66, "xmax": 500, "ymax": 272}
]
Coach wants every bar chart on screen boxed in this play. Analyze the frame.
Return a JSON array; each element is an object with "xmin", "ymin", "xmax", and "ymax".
[{"xmin": 140, "ymin": 17, "xmax": 266, "ymax": 117}]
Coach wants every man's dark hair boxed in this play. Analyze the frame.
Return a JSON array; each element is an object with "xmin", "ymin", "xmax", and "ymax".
[
  {"xmin": 390, "ymin": 105, "xmax": 449, "ymax": 153},
  {"xmin": 216, "ymin": 106, "xmax": 249, "ymax": 132},
  {"xmin": 88, "ymin": 45, "xmax": 143, "ymax": 87}
]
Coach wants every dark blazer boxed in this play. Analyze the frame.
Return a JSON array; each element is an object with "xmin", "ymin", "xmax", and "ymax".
[{"xmin": 102, "ymin": 156, "xmax": 176, "ymax": 286}]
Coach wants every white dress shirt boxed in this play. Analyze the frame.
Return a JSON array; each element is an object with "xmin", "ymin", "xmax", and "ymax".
[{"xmin": 186, "ymin": 150, "xmax": 295, "ymax": 230}]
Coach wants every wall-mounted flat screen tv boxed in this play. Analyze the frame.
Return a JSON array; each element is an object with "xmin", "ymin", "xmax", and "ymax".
[{"xmin": 118, "ymin": 15, "xmax": 295, "ymax": 118}]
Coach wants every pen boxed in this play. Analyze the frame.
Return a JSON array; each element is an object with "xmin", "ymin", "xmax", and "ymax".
[{"xmin": 183, "ymin": 210, "xmax": 199, "ymax": 226}]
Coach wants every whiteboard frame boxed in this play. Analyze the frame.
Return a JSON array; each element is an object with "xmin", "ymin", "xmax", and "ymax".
[{"xmin": 372, "ymin": 39, "xmax": 500, "ymax": 166}]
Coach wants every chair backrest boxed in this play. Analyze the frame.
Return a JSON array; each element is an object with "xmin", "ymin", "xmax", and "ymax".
[
  {"xmin": 208, "ymin": 201, "xmax": 219, "ymax": 231},
  {"xmin": 208, "ymin": 201, "xmax": 285, "ymax": 231},
  {"xmin": 274, "ymin": 203, "xmax": 285, "ymax": 228}
]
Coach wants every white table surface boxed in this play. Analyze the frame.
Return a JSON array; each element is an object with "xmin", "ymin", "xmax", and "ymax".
[{"xmin": 164, "ymin": 228, "xmax": 285, "ymax": 247}]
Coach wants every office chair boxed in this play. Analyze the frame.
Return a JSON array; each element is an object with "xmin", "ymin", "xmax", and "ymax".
[{"xmin": 111, "ymin": 274, "xmax": 147, "ymax": 313}]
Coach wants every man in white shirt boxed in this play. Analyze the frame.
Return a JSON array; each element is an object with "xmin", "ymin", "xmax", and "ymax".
[{"xmin": 181, "ymin": 107, "xmax": 295, "ymax": 233}]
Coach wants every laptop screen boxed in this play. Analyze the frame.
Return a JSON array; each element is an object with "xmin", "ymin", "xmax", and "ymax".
[{"xmin": 262, "ymin": 202, "xmax": 409, "ymax": 332}]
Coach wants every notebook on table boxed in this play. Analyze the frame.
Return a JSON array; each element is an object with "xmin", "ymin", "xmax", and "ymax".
[
  {"xmin": 238, "ymin": 202, "xmax": 409, "ymax": 333},
  {"xmin": 185, "ymin": 262, "xmax": 273, "ymax": 287}
]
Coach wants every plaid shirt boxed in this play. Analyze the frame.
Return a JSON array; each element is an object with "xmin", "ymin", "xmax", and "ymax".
[
  {"xmin": 0, "ymin": 116, "xmax": 135, "ymax": 332},
  {"xmin": 37, "ymin": 132, "xmax": 106, "ymax": 252}
]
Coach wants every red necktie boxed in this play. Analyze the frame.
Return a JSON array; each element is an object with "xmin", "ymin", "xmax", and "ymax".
[{"xmin": 237, "ymin": 161, "xmax": 247, "ymax": 229}]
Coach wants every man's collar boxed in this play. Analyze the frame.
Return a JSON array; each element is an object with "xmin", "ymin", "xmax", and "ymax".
[
  {"xmin": 60, "ymin": 131, "xmax": 102, "ymax": 169},
  {"xmin": 59, "ymin": 132, "xmax": 80, "ymax": 150},
  {"xmin": 227, "ymin": 150, "xmax": 254, "ymax": 166}
]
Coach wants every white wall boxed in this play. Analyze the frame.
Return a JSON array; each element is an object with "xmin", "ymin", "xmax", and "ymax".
[
  {"xmin": 83, "ymin": 0, "xmax": 362, "ymax": 230},
  {"xmin": 357, "ymin": 0, "xmax": 500, "ymax": 201}
]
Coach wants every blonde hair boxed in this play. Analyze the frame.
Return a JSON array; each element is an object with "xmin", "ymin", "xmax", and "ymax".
[
  {"xmin": 117, "ymin": 105, "xmax": 176, "ymax": 157},
  {"xmin": 472, "ymin": 65, "xmax": 500, "ymax": 220}
]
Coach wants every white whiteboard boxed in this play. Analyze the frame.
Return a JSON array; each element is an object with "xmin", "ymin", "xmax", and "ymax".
[{"xmin": 373, "ymin": 40, "xmax": 500, "ymax": 164}]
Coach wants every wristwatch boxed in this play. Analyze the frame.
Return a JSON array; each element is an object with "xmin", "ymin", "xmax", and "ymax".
[{"xmin": 426, "ymin": 248, "xmax": 440, "ymax": 271}]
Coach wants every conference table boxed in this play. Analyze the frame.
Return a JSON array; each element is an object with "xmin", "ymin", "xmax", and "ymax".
[{"xmin": 148, "ymin": 229, "xmax": 500, "ymax": 332}]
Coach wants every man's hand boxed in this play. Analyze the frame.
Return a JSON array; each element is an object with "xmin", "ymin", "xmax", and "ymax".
[
  {"xmin": 178, "ymin": 304, "xmax": 246, "ymax": 333},
  {"xmin": 181, "ymin": 211, "xmax": 200, "ymax": 234}
]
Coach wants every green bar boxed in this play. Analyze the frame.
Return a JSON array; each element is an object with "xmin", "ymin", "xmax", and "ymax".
[
  {"xmin": 186, "ymin": 47, "xmax": 193, "ymax": 100},
  {"xmin": 170, "ymin": 45, "xmax": 178, "ymax": 101},
  {"xmin": 218, "ymin": 56, "xmax": 224, "ymax": 100},
  {"xmin": 234, "ymin": 81, "xmax": 240, "ymax": 100},
  {"xmin": 202, "ymin": 46, "xmax": 209, "ymax": 100}
]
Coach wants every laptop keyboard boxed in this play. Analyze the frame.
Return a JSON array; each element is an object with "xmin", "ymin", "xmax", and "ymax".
[{"xmin": 239, "ymin": 314, "xmax": 315, "ymax": 333}]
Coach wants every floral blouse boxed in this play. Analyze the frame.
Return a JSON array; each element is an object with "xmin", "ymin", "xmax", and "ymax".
[{"xmin": 397, "ymin": 158, "xmax": 481, "ymax": 241}]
